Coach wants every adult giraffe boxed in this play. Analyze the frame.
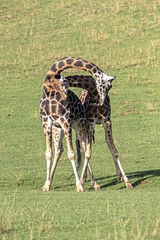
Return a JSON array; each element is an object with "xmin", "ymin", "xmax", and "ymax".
[{"xmin": 42, "ymin": 75, "xmax": 133, "ymax": 189}]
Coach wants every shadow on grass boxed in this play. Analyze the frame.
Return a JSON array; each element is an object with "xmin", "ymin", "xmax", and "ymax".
[
  {"xmin": 47, "ymin": 169, "xmax": 160, "ymax": 191},
  {"xmin": 95, "ymin": 175, "xmax": 121, "ymax": 189},
  {"xmin": 53, "ymin": 182, "xmax": 75, "ymax": 191},
  {"xmin": 126, "ymin": 169, "xmax": 160, "ymax": 187},
  {"xmin": 95, "ymin": 169, "xmax": 160, "ymax": 189}
]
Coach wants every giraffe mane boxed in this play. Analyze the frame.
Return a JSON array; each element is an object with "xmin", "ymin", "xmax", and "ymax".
[
  {"xmin": 44, "ymin": 57, "xmax": 116, "ymax": 105},
  {"xmin": 50, "ymin": 57, "xmax": 103, "ymax": 77}
]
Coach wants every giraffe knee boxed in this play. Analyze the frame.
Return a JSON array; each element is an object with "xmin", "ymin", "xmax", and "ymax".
[
  {"xmin": 55, "ymin": 148, "xmax": 63, "ymax": 159},
  {"xmin": 45, "ymin": 150, "xmax": 53, "ymax": 160},
  {"xmin": 68, "ymin": 150, "xmax": 75, "ymax": 161},
  {"xmin": 85, "ymin": 149, "xmax": 91, "ymax": 160}
]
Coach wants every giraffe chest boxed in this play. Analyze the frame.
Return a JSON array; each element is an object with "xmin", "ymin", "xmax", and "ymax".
[{"xmin": 40, "ymin": 90, "xmax": 86, "ymax": 125}]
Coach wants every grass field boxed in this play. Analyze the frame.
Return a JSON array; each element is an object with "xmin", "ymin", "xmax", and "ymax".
[{"xmin": 0, "ymin": 0, "xmax": 160, "ymax": 239}]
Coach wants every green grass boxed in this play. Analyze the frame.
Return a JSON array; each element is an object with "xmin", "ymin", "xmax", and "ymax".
[
  {"xmin": 0, "ymin": 0, "xmax": 160, "ymax": 239},
  {"xmin": 0, "ymin": 189, "xmax": 159, "ymax": 239}
]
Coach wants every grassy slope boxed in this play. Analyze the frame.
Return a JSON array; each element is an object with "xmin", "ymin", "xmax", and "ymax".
[{"xmin": 0, "ymin": 0, "xmax": 160, "ymax": 239}]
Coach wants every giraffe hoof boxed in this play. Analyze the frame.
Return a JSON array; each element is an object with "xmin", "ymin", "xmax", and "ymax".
[
  {"xmin": 94, "ymin": 182, "xmax": 101, "ymax": 191},
  {"xmin": 76, "ymin": 184, "xmax": 84, "ymax": 192},
  {"xmin": 126, "ymin": 183, "xmax": 133, "ymax": 189},
  {"xmin": 42, "ymin": 184, "xmax": 50, "ymax": 191}
]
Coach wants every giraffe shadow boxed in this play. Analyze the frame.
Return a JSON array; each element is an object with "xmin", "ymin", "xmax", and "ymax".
[
  {"xmin": 95, "ymin": 169, "xmax": 160, "ymax": 189},
  {"xmin": 95, "ymin": 175, "xmax": 121, "ymax": 189},
  {"xmin": 125, "ymin": 169, "xmax": 160, "ymax": 187},
  {"xmin": 50, "ymin": 169, "xmax": 160, "ymax": 191},
  {"xmin": 52, "ymin": 181, "xmax": 75, "ymax": 190}
]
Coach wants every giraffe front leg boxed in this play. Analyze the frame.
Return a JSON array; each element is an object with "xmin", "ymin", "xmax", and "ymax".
[
  {"xmin": 76, "ymin": 138, "xmax": 88, "ymax": 182},
  {"xmin": 80, "ymin": 142, "xmax": 92, "ymax": 187},
  {"xmin": 102, "ymin": 120, "xmax": 133, "ymax": 189},
  {"xmin": 71, "ymin": 158, "xmax": 84, "ymax": 192},
  {"xmin": 65, "ymin": 128, "xmax": 84, "ymax": 192},
  {"xmin": 49, "ymin": 127, "xmax": 64, "ymax": 188},
  {"xmin": 42, "ymin": 118, "xmax": 53, "ymax": 191},
  {"xmin": 87, "ymin": 163, "xmax": 101, "ymax": 190}
]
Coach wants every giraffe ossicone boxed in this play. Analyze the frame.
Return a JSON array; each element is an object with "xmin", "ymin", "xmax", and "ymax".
[{"xmin": 44, "ymin": 57, "xmax": 116, "ymax": 105}]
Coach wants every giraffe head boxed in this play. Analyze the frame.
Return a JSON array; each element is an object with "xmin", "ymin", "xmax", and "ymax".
[
  {"xmin": 96, "ymin": 73, "xmax": 116, "ymax": 105},
  {"xmin": 44, "ymin": 74, "xmax": 68, "ymax": 100}
]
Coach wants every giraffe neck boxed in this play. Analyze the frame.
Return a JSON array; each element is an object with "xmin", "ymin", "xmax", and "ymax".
[
  {"xmin": 65, "ymin": 75, "xmax": 98, "ymax": 99},
  {"xmin": 44, "ymin": 57, "xmax": 116, "ymax": 105},
  {"xmin": 49, "ymin": 57, "xmax": 103, "ymax": 78}
]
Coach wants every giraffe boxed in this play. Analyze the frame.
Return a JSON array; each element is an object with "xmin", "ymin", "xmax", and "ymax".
[
  {"xmin": 50, "ymin": 75, "xmax": 133, "ymax": 189},
  {"xmin": 44, "ymin": 57, "xmax": 116, "ymax": 106},
  {"xmin": 40, "ymin": 75, "xmax": 99, "ymax": 191}
]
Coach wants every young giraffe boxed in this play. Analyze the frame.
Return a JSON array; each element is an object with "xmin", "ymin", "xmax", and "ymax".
[
  {"xmin": 40, "ymin": 75, "xmax": 99, "ymax": 192},
  {"xmin": 44, "ymin": 57, "xmax": 115, "ymax": 106},
  {"xmin": 50, "ymin": 75, "xmax": 133, "ymax": 189}
]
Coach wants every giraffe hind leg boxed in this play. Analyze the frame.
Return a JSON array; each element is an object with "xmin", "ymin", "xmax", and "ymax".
[
  {"xmin": 42, "ymin": 117, "xmax": 53, "ymax": 191},
  {"xmin": 102, "ymin": 120, "xmax": 133, "ymax": 189}
]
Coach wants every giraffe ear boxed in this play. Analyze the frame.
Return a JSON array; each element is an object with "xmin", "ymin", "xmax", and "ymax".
[{"xmin": 107, "ymin": 75, "xmax": 116, "ymax": 82}]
